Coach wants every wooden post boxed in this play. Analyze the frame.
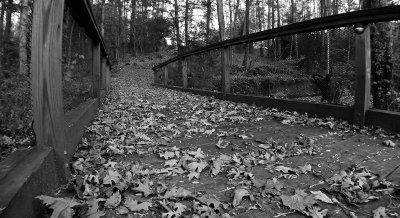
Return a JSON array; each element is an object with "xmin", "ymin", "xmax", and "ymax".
[
  {"xmin": 182, "ymin": 58, "xmax": 188, "ymax": 89},
  {"xmin": 103, "ymin": 58, "xmax": 109, "ymax": 91},
  {"xmin": 353, "ymin": 25, "xmax": 371, "ymax": 126},
  {"xmin": 31, "ymin": 0, "xmax": 68, "ymax": 178},
  {"xmin": 222, "ymin": 47, "xmax": 231, "ymax": 94},
  {"xmin": 92, "ymin": 42, "xmax": 101, "ymax": 98},
  {"xmin": 216, "ymin": 0, "xmax": 230, "ymax": 95},
  {"xmin": 164, "ymin": 67, "xmax": 168, "ymax": 86}
]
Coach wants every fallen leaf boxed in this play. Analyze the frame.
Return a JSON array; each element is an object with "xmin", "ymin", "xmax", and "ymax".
[
  {"xmin": 105, "ymin": 191, "xmax": 122, "ymax": 208},
  {"xmin": 164, "ymin": 186, "xmax": 192, "ymax": 199},
  {"xmin": 216, "ymin": 139, "xmax": 230, "ymax": 149},
  {"xmin": 299, "ymin": 164, "xmax": 312, "ymax": 174},
  {"xmin": 36, "ymin": 195, "xmax": 81, "ymax": 218},
  {"xmin": 84, "ymin": 198, "xmax": 105, "ymax": 218},
  {"xmin": 372, "ymin": 206, "xmax": 389, "ymax": 218},
  {"xmin": 306, "ymin": 206, "xmax": 328, "ymax": 218},
  {"xmin": 280, "ymin": 190, "xmax": 316, "ymax": 212},
  {"xmin": 124, "ymin": 198, "xmax": 152, "ymax": 212},
  {"xmin": 132, "ymin": 179, "xmax": 152, "ymax": 197},
  {"xmin": 310, "ymin": 191, "xmax": 333, "ymax": 204},
  {"xmin": 232, "ymin": 188, "xmax": 250, "ymax": 207}
]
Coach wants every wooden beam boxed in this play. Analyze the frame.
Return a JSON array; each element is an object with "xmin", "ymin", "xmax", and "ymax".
[
  {"xmin": 92, "ymin": 42, "xmax": 101, "ymax": 98},
  {"xmin": 353, "ymin": 25, "xmax": 371, "ymax": 126},
  {"xmin": 31, "ymin": 0, "xmax": 68, "ymax": 178},
  {"xmin": 164, "ymin": 67, "xmax": 168, "ymax": 86},
  {"xmin": 182, "ymin": 58, "xmax": 188, "ymax": 89}
]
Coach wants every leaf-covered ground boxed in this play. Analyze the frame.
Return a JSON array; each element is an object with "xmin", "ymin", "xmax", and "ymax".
[{"xmin": 39, "ymin": 54, "xmax": 400, "ymax": 218}]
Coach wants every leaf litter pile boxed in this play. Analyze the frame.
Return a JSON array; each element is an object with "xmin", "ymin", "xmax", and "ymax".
[{"xmin": 37, "ymin": 58, "xmax": 400, "ymax": 218}]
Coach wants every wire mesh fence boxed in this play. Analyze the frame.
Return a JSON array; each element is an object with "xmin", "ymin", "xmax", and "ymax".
[
  {"xmin": 186, "ymin": 49, "xmax": 222, "ymax": 92},
  {"xmin": 224, "ymin": 27, "xmax": 356, "ymax": 106},
  {"xmin": 62, "ymin": 6, "xmax": 94, "ymax": 112},
  {"xmin": 0, "ymin": 0, "xmax": 35, "ymax": 161}
]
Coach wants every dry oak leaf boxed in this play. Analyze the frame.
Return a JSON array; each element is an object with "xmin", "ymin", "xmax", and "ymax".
[
  {"xmin": 372, "ymin": 206, "xmax": 389, "ymax": 218},
  {"xmin": 132, "ymin": 179, "xmax": 152, "ymax": 197},
  {"xmin": 36, "ymin": 195, "xmax": 81, "ymax": 218},
  {"xmin": 306, "ymin": 206, "xmax": 328, "ymax": 218},
  {"xmin": 187, "ymin": 161, "xmax": 208, "ymax": 173},
  {"xmin": 216, "ymin": 139, "xmax": 230, "ymax": 149},
  {"xmin": 310, "ymin": 191, "xmax": 333, "ymax": 204},
  {"xmin": 280, "ymin": 190, "xmax": 316, "ymax": 212},
  {"xmin": 84, "ymin": 198, "xmax": 105, "ymax": 218},
  {"xmin": 102, "ymin": 170, "xmax": 122, "ymax": 185},
  {"xmin": 188, "ymin": 171, "xmax": 200, "ymax": 180},
  {"xmin": 187, "ymin": 148, "xmax": 205, "ymax": 159},
  {"xmin": 299, "ymin": 164, "xmax": 312, "ymax": 174},
  {"xmin": 105, "ymin": 191, "xmax": 122, "ymax": 208},
  {"xmin": 124, "ymin": 199, "xmax": 152, "ymax": 212},
  {"xmin": 164, "ymin": 186, "xmax": 193, "ymax": 199},
  {"xmin": 232, "ymin": 188, "xmax": 250, "ymax": 207}
]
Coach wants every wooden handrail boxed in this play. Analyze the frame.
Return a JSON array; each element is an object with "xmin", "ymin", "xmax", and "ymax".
[
  {"xmin": 66, "ymin": 0, "xmax": 110, "ymax": 62},
  {"xmin": 153, "ymin": 5, "xmax": 400, "ymax": 70}
]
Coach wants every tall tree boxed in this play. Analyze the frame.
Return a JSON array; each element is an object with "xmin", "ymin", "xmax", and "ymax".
[
  {"xmin": 174, "ymin": 0, "xmax": 182, "ymax": 52},
  {"xmin": 205, "ymin": 0, "xmax": 212, "ymax": 41},
  {"xmin": 362, "ymin": 0, "xmax": 393, "ymax": 109},
  {"xmin": 242, "ymin": 0, "xmax": 251, "ymax": 69},
  {"xmin": 19, "ymin": 0, "xmax": 28, "ymax": 75},
  {"xmin": 184, "ymin": 0, "xmax": 190, "ymax": 49},
  {"xmin": 130, "ymin": 0, "xmax": 137, "ymax": 56}
]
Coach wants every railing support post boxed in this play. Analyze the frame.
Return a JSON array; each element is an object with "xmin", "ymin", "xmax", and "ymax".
[
  {"xmin": 164, "ymin": 66, "xmax": 169, "ymax": 86},
  {"xmin": 222, "ymin": 46, "xmax": 231, "ymax": 95},
  {"xmin": 31, "ymin": 0, "xmax": 68, "ymax": 179},
  {"xmin": 92, "ymin": 42, "xmax": 101, "ymax": 99},
  {"xmin": 353, "ymin": 25, "xmax": 371, "ymax": 126},
  {"xmin": 182, "ymin": 58, "xmax": 188, "ymax": 89}
]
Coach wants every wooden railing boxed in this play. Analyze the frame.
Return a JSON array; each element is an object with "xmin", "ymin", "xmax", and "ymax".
[
  {"xmin": 0, "ymin": 0, "xmax": 111, "ymax": 217},
  {"xmin": 153, "ymin": 6, "xmax": 400, "ymax": 133}
]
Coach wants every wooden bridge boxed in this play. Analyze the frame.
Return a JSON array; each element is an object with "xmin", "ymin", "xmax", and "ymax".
[{"xmin": 0, "ymin": 0, "xmax": 399, "ymax": 217}]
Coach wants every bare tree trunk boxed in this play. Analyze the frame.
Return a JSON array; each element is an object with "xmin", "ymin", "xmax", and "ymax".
[
  {"xmin": 205, "ymin": 0, "xmax": 212, "ymax": 41},
  {"xmin": 0, "ymin": 0, "xmax": 5, "ymax": 77},
  {"xmin": 19, "ymin": 0, "xmax": 28, "ymax": 75},
  {"xmin": 130, "ymin": 0, "xmax": 137, "ymax": 56},
  {"xmin": 242, "ymin": 0, "xmax": 251, "ymax": 69},
  {"xmin": 257, "ymin": 0, "xmax": 264, "ymax": 57},
  {"xmin": 174, "ymin": 0, "xmax": 181, "ymax": 52},
  {"xmin": 184, "ymin": 0, "xmax": 190, "ymax": 50},
  {"xmin": 3, "ymin": 0, "xmax": 12, "ymax": 71},
  {"xmin": 100, "ymin": 0, "xmax": 105, "ymax": 37},
  {"xmin": 117, "ymin": 0, "xmax": 122, "ymax": 61}
]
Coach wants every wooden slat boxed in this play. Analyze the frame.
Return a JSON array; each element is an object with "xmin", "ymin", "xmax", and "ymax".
[
  {"xmin": 182, "ymin": 59, "xmax": 188, "ymax": 89},
  {"xmin": 353, "ymin": 26, "xmax": 371, "ymax": 126},
  {"xmin": 153, "ymin": 6, "xmax": 400, "ymax": 70},
  {"xmin": 31, "ymin": 0, "xmax": 67, "ymax": 178},
  {"xmin": 92, "ymin": 42, "xmax": 101, "ymax": 98},
  {"xmin": 164, "ymin": 67, "xmax": 168, "ymax": 86}
]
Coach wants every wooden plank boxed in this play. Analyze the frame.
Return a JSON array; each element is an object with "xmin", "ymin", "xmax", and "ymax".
[
  {"xmin": 152, "ymin": 84, "xmax": 354, "ymax": 122},
  {"xmin": 164, "ymin": 67, "xmax": 168, "ymax": 86},
  {"xmin": 153, "ymin": 6, "xmax": 400, "ymax": 70},
  {"xmin": 31, "ymin": 0, "xmax": 68, "ymax": 178},
  {"xmin": 0, "ymin": 147, "xmax": 59, "ymax": 218},
  {"xmin": 353, "ymin": 26, "xmax": 371, "ymax": 126},
  {"xmin": 92, "ymin": 42, "xmax": 101, "ymax": 98},
  {"xmin": 65, "ymin": 99, "xmax": 98, "ymax": 158},
  {"xmin": 181, "ymin": 59, "xmax": 188, "ymax": 89},
  {"xmin": 366, "ymin": 109, "xmax": 400, "ymax": 133}
]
